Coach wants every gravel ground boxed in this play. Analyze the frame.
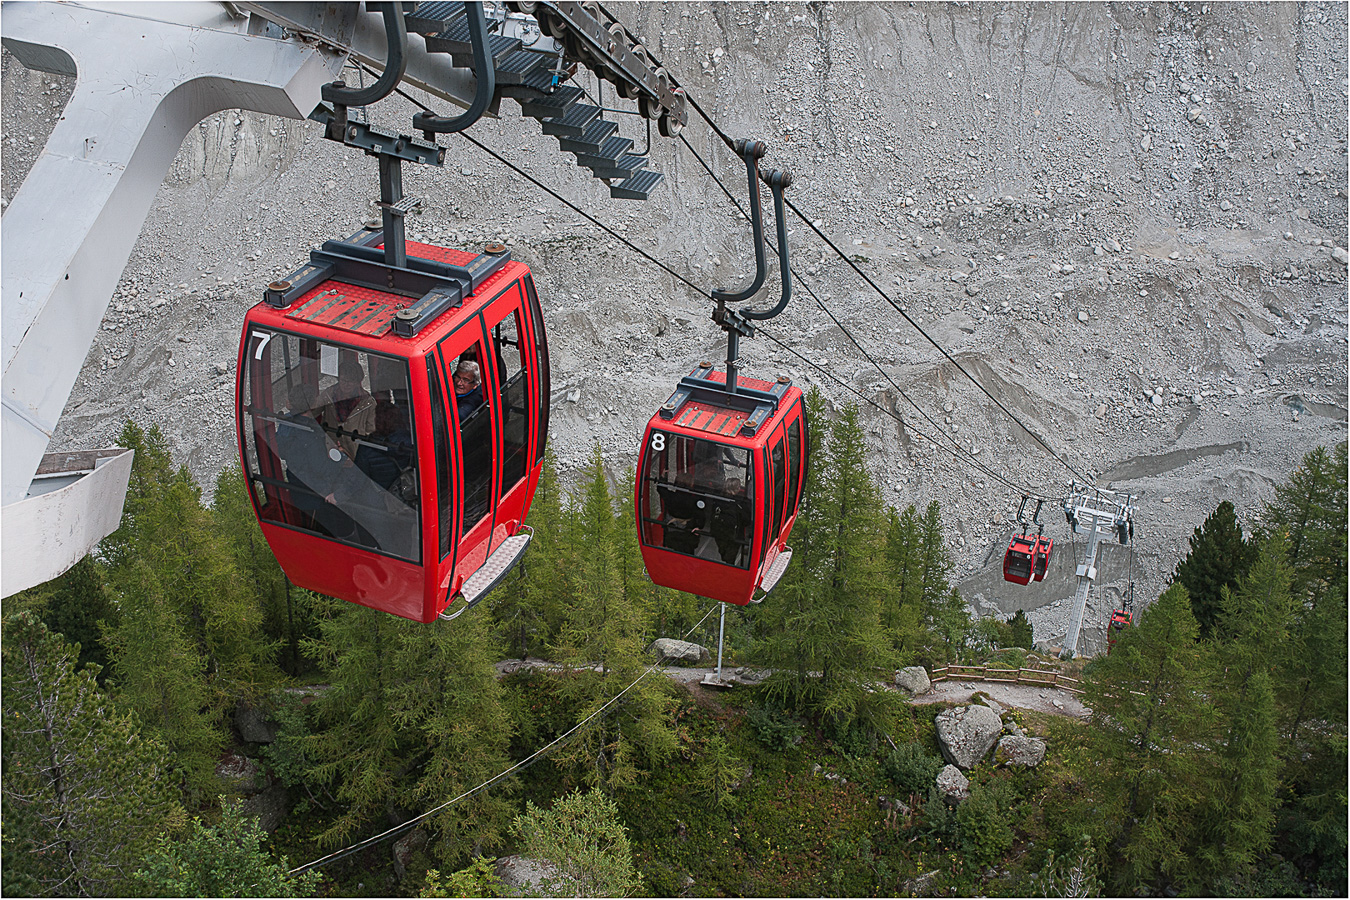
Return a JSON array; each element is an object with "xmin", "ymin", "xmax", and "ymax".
[{"xmin": 4, "ymin": 3, "xmax": 1346, "ymax": 655}]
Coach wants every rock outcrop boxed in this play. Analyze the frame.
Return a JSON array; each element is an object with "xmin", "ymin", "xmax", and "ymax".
[
  {"xmin": 649, "ymin": 638, "xmax": 709, "ymax": 664},
  {"xmin": 894, "ymin": 666, "xmax": 932, "ymax": 695},
  {"xmin": 935, "ymin": 764, "xmax": 970, "ymax": 804},
  {"xmin": 995, "ymin": 734, "xmax": 1048, "ymax": 768},
  {"xmin": 934, "ymin": 704, "xmax": 1003, "ymax": 769}
]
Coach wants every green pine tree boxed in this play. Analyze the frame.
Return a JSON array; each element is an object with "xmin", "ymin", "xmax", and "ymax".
[
  {"xmin": 1008, "ymin": 609, "xmax": 1034, "ymax": 650},
  {"xmin": 212, "ymin": 466, "xmax": 316, "ymax": 676},
  {"xmin": 883, "ymin": 505, "xmax": 928, "ymax": 661},
  {"xmin": 2, "ymin": 611, "xmax": 179, "ymax": 896},
  {"xmin": 1078, "ymin": 584, "xmax": 1214, "ymax": 893},
  {"xmin": 1190, "ymin": 537, "xmax": 1294, "ymax": 889},
  {"xmin": 8, "ymin": 556, "xmax": 119, "ymax": 680},
  {"xmin": 755, "ymin": 396, "xmax": 894, "ymax": 729},
  {"xmin": 1174, "ymin": 500, "xmax": 1257, "ymax": 638},
  {"xmin": 551, "ymin": 447, "xmax": 675, "ymax": 790},
  {"xmin": 103, "ymin": 421, "xmax": 274, "ymax": 708},
  {"xmin": 304, "ymin": 598, "xmax": 516, "ymax": 866},
  {"xmin": 491, "ymin": 445, "xmax": 568, "ymax": 660},
  {"xmin": 101, "ymin": 558, "xmax": 224, "ymax": 800}
]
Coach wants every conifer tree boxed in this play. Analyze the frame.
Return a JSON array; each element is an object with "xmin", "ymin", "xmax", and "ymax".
[
  {"xmin": 1078, "ymin": 584, "xmax": 1214, "ymax": 893},
  {"xmin": 882, "ymin": 505, "xmax": 927, "ymax": 660},
  {"xmin": 212, "ymin": 467, "xmax": 314, "ymax": 675},
  {"xmin": 756, "ymin": 398, "xmax": 893, "ymax": 728},
  {"xmin": 1191, "ymin": 537, "xmax": 1293, "ymax": 888},
  {"xmin": 1174, "ymin": 500, "xmax": 1256, "ymax": 638},
  {"xmin": 511, "ymin": 787, "xmax": 642, "ymax": 896},
  {"xmin": 9, "ymin": 556, "xmax": 119, "ymax": 680},
  {"xmin": 2, "ymin": 612, "xmax": 178, "ymax": 896},
  {"xmin": 103, "ymin": 421, "xmax": 273, "ymax": 708},
  {"xmin": 1258, "ymin": 442, "xmax": 1347, "ymax": 590},
  {"xmin": 1008, "ymin": 609, "xmax": 1034, "ymax": 650},
  {"xmin": 491, "ymin": 445, "xmax": 568, "ymax": 659},
  {"xmin": 304, "ymin": 600, "xmax": 516, "ymax": 865},
  {"xmin": 102, "ymin": 559, "xmax": 224, "ymax": 800},
  {"xmin": 551, "ymin": 447, "xmax": 674, "ymax": 790}
]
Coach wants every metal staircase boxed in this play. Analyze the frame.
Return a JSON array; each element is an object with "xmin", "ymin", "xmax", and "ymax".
[{"xmin": 406, "ymin": 1, "xmax": 679, "ymax": 200}]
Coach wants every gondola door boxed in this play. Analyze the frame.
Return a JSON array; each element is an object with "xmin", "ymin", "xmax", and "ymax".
[{"xmin": 433, "ymin": 319, "xmax": 495, "ymax": 592}]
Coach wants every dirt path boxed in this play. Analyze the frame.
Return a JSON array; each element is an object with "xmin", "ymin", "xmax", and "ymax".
[
  {"xmin": 496, "ymin": 659, "xmax": 1089, "ymax": 719},
  {"xmin": 905, "ymin": 679, "xmax": 1090, "ymax": 720}
]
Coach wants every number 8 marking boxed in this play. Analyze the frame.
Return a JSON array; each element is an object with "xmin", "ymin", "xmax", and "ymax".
[{"xmin": 651, "ymin": 432, "xmax": 665, "ymax": 452}]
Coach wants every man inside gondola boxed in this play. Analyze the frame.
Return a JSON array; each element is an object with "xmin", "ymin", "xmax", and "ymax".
[
  {"xmin": 453, "ymin": 359, "xmax": 485, "ymax": 424},
  {"xmin": 321, "ymin": 357, "xmax": 377, "ymax": 457},
  {"xmin": 277, "ymin": 382, "xmax": 357, "ymax": 540},
  {"xmin": 657, "ymin": 468, "xmax": 702, "ymax": 554}
]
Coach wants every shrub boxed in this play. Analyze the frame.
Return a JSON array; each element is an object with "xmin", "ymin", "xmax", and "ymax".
[
  {"xmin": 747, "ymin": 703, "xmax": 803, "ymax": 752},
  {"xmin": 957, "ymin": 783, "xmax": 1014, "ymax": 866},
  {"xmin": 883, "ymin": 742, "xmax": 944, "ymax": 795}
]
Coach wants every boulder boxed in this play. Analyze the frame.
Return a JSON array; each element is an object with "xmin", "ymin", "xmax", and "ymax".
[
  {"xmin": 215, "ymin": 752, "xmax": 265, "ymax": 794},
  {"xmin": 240, "ymin": 783, "xmax": 291, "ymax": 833},
  {"xmin": 233, "ymin": 701, "xmax": 278, "ymax": 744},
  {"xmin": 649, "ymin": 638, "xmax": 709, "ymax": 664},
  {"xmin": 935, "ymin": 764, "xmax": 970, "ymax": 804},
  {"xmin": 934, "ymin": 704, "xmax": 1003, "ymax": 769},
  {"xmin": 995, "ymin": 734, "xmax": 1047, "ymax": 768},
  {"xmin": 894, "ymin": 666, "xmax": 931, "ymax": 695},
  {"xmin": 391, "ymin": 827, "xmax": 428, "ymax": 880},
  {"xmin": 495, "ymin": 855, "xmax": 569, "ymax": 895}
]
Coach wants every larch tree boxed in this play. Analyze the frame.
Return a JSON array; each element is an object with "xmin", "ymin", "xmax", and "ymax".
[
  {"xmin": 883, "ymin": 505, "xmax": 927, "ymax": 661},
  {"xmin": 756, "ymin": 397, "xmax": 894, "ymax": 728},
  {"xmin": 101, "ymin": 558, "xmax": 223, "ymax": 801},
  {"xmin": 491, "ymin": 445, "xmax": 568, "ymax": 660},
  {"xmin": 1078, "ymin": 584, "xmax": 1214, "ymax": 894},
  {"xmin": 103, "ymin": 421, "xmax": 274, "ymax": 710},
  {"xmin": 551, "ymin": 447, "xmax": 675, "ymax": 791},
  {"xmin": 2, "ymin": 612, "xmax": 178, "ymax": 897},
  {"xmin": 1190, "ymin": 536, "xmax": 1293, "ymax": 889}
]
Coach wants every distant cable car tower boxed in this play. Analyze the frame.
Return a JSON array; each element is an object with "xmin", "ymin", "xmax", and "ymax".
[{"xmin": 1059, "ymin": 483, "xmax": 1137, "ymax": 658}]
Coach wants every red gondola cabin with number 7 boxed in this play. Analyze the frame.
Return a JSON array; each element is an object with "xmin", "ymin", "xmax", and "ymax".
[{"xmin": 236, "ymin": 228, "xmax": 549, "ymax": 623}]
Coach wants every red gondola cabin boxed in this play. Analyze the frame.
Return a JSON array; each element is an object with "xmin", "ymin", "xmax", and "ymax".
[
  {"xmin": 636, "ymin": 364, "xmax": 807, "ymax": 606},
  {"xmin": 1003, "ymin": 533, "xmax": 1037, "ymax": 585},
  {"xmin": 1032, "ymin": 536, "xmax": 1053, "ymax": 582},
  {"xmin": 236, "ymin": 228, "xmax": 549, "ymax": 623}
]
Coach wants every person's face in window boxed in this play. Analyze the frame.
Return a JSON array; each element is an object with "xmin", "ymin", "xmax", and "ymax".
[{"xmin": 454, "ymin": 371, "xmax": 478, "ymax": 397}]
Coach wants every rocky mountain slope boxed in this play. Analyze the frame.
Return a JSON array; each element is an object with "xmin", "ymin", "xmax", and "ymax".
[{"xmin": 4, "ymin": 1, "xmax": 1345, "ymax": 653}]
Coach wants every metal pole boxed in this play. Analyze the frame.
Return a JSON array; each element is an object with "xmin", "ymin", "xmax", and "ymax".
[{"xmin": 716, "ymin": 602, "xmax": 726, "ymax": 680}]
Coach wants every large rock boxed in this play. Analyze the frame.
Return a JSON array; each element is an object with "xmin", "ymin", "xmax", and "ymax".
[
  {"xmin": 495, "ymin": 855, "xmax": 570, "ymax": 895},
  {"xmin": 649, "ymin": 638, "xmax": 709, "ymax": 664},
  {"xmin": 935, "ymin": 764, "xmax": 970, "ymax": 805},
  {"xmin": 234, "ymin": 701, "xmax": 278, "ymax": 744},
  {"xmin": 215, "ymin": 751, "xmax": 265, "ymax": 794},
  {"xmin": 934, "ymin": 704, "xmax": 1003, "ymax": 769},
  {"xmin": 995, "ymin": 734, "xmax": 1047, "ymax": 767},
  {"xmin": 894, "ymin": 666, "xmax": 931, "ymax": 695},
  {"xmin": 240, "ymin": 783, "xmax": 291, "ymax": 833},
  {"xmin": 391, "ymin": 828, "xmax": 428, "ymax": 879}
]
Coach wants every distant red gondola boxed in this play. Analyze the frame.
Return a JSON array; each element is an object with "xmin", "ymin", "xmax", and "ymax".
[
  {"xmin": 236, "ymin": 228, "xmax": 549, "ymax": 622},
  {"xmin": 1108, "ymin": 608, "xmax": 1132, "ymax": 651},
  {"xmin": 1003, "ymin": 533, "xmax": 1038, "ymax": 585},
  {"xmin": 636, "ymin": 364, "xmax": 807, "ymax": 605},
  {"xmin": 1032, "ymin": 535, "xmax": 1053, "ymax": 582}
]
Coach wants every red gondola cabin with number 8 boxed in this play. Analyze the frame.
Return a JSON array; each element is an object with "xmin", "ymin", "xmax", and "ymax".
[
  {"xmin": 236, "ymin": 228, "xmax": 549, "ymax": 623},
  {"xmin": 636, "ymin": 364, "xmax": 808, "ymax": 606}
]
